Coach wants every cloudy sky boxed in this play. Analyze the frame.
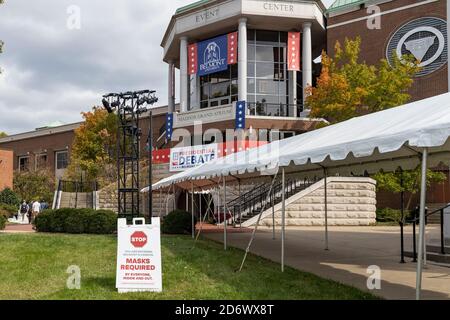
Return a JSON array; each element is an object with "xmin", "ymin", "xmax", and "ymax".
[{"xmin": 0, "ymin": 0, "xmax": 333, "ymax": 134}]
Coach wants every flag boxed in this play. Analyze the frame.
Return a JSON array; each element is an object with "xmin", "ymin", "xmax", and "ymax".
[
  {"xmin": 188, "ymin": 43, "xmax": 198, "ymax": 75},
  {"xmin": 288, "ymin": 32, "xmax": 301, "ymax": 71},
  {"xmin": 235, "ymin": 101, "xmax": 246, "ymax": 130},
  {"xmin": 166, "ymin": 113, "xmax": 174, "ymax": 141},
  {"xmin": 228, "ymin": 32, "xmax": 238, "ymax": 65}
]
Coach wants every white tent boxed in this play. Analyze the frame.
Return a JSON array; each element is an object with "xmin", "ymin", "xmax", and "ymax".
[{"xmin": 143, "ymin": 92, "xmax": 450, "ymax": 300}]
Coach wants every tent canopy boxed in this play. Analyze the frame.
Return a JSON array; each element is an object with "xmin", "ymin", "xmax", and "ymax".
[{"xmin": 143, "ymin": 92, "xmax": 450, "ymax": 192}]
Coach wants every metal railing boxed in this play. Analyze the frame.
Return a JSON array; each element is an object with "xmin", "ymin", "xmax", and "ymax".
[
  {"xmin": 57, "ymin": 180, "xmax": 98, "ymax": 210},
  {"xmin": 216, "ymin": 177, "xmax": 316, "ymax": 227},
  {"xmin": 248, "ymin": 102, "xmax": 303, "ymax": 118},
  {"xmin": 400, "ymin": 204, "xmax": 450, "ymax": 262}
]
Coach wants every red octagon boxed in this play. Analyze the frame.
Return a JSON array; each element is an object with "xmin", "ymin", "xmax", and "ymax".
[{"xmin": 130, "ymin": 231, "xmax": 147, "ymax": 248}]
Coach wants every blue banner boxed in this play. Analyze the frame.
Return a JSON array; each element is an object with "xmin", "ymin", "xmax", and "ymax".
[
  {"xmin": 235, "ymin": 101, "xmax": 246, "ymax": 130},
  {"xmin": 166, "ymin": 113, "xmax": 173, "ymax": 141},
  {"xmin": 198, "ymin": 35, "xmax": 228, "ymax": 76}
]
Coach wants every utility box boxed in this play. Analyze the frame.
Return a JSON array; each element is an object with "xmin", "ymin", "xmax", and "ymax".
[{"xmin": 0, "ymin": 149, "xmax": 13, "ymax": 191}]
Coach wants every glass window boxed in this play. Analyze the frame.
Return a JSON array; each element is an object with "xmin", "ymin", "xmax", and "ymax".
[
  {"xmin": 35, "ymin": 154, "xmax": 47, "ymax": 170},
  {"xmin": 56, "ymin": 151, "xmax": 68, "ymax": 170},
  {"xmin": 198, "ymin": 64, "xmax": 237, "ymax": 109},
  {"xmin": 247, "ymin": 30, "xmax": 292, "ymax": 117},
  {"xmin": 19, "ymin": 156, "xmax": 30, "ymax": 172}
]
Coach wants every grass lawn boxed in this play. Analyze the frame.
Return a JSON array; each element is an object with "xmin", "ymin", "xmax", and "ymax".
[{"xmin": 0, "ymin": 233, "xmax": 378, "ymax": 300}]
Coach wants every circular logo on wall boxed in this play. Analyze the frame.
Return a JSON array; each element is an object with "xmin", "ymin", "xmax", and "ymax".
[{"xmin": 386, "ymin": 17, "xmax": 448, "ymax": 77}]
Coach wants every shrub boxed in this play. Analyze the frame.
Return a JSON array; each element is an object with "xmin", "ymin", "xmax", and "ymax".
[
  {"xmin": 86, "ymin": 210, "xmax": 116, "ymax": 234},
  {"xmin": 0, "ymin": 203, "xmax": 17, "ymax": 218},
  {"xmin": 0, "ymin": 215, "xmax": 6, "ymax": 230},
  {"xmin": 0, "ymin": 188, "xmax": 20, "ymax": 207},
  {"xmin": 376, "ymin": 208, "xmax": 404, "ymax": 223},
  {"xmin": 162, "ymin": 210, "xmax": 195, "ymax": 235},
  {"xmin": 34, "ymin": 208, "xmax": 117, "ymax": 234}
]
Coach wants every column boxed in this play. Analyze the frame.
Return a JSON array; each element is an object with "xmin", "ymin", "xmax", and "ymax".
[
  {"xmin": 190, "ymin": 75, "xmax": 200, "ymax": 110},
  {"xmin": 168, "ymin": 61, "xmax": 175, "ymax": 113},
  {"xmin": 238, "ymin": 18, "xmax": 248, "ymax": 102},
  {"xmin": 289, "ymin": 71, "xmax": 297, "ymax": 117},
  {"xmin": 180, "ymin": 37, "xmax": 189, "ymax": 113},
  {"xmin": 302, "ymin": 22, "xmax": 312, "ymax": 114}
]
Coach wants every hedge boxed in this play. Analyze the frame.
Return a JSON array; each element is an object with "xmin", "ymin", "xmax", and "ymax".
[
  {"xmin": 0, "ymin": 215, "xmax": 6, "ymax": 230},
  {"xmin": 162, "ymin": 210, "xmax": 196, "ymax": 235},
  {"xmin": 34, "ymin": 208, "xmax": 117, "ymax": 234},
  {"xmin": 0, "ymin": 188, "xmax": 20, "ymax": 207}
]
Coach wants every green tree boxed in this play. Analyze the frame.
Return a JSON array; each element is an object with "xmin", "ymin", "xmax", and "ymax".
[
  {"xmin": 306, "ymin": 37, "xmax": 445, "ymax": 212},
  {"xmin": 374, "ymin": 169, "xmax": 446, "ymax": 215},
  {"xmin": 0, "ymin": 132, "xmax": 7, "ymax": 138},
  {"xmin": 306, "ymin": 37, "xmax": 420, "ymax": 123},
  {"xmin": 13, "ymin": 169, "xmax": 55, "ymax": 203},
  {"xmin": 66, "ymin": 107, "xmax": 118, "ymax": 184}
]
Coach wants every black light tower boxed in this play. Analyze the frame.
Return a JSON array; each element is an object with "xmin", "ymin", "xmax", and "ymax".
[{"xmin": 102, "ymin": 90, "xmax": 158, "ymax": 222}]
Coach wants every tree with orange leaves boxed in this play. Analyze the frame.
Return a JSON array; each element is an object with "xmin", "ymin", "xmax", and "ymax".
[
  {"xmin": 65, "ymin": 107, "xmax": 118, "ymax": 183},
  {"xmin": 306, "ymin": 37, "xmax": 420, "ymax": 124}
]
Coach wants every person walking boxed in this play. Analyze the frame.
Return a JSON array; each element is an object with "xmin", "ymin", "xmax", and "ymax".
[
  {"xmin": 27, "ymin": 201, "xmax": 34, "ymax": 225},
  {"xmin": 32, "ymin": 200, "xmax": 41, "ymax": 224},
  {"xmin": 19, "ymin": 201, "xmax": 29, "ymax": 222}
]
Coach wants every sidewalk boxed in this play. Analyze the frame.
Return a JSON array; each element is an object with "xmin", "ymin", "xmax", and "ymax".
[
  {"xmin": 204, "ymin": 225, "xmax": 450, "ymax": 300},
  {"xmin": 1, "ymin": 224, "xmax": 35, "ymax": 233}
]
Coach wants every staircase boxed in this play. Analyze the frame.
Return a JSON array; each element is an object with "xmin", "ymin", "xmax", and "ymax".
[
  {"xmin": 218, "ymin": 178, "xmax": 316, "ymax": 225},
  {"xmin": 218, "ymin": 177, "xmax": 377, "ymax": 227}
]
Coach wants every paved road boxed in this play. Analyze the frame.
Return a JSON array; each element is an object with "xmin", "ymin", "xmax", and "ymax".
[{"xmin": 205, "ymin": 225, "xmax": 450, "ymax": 300}]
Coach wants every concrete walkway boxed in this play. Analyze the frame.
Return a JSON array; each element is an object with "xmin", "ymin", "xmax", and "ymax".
[
  {"xmin": 1, "ymin": 224, "xmax": 35, "ymax": 233},
  {"xmin": 205, "ymin": 225, "xmax": 450, "ymax": 300}
]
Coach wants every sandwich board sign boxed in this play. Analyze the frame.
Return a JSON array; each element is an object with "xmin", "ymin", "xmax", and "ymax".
[{"xmin": 116, "ymin": 217, "xmax": 162, "ymax": 293}]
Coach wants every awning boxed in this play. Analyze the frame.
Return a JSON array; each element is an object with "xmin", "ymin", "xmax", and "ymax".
[{"xmin": 143, "ymin": 92, "xmax": 450, "ymax": 192}]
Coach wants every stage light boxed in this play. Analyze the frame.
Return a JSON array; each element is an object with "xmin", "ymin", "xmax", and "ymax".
[{"xmin": 102, "ymin": 99, "xmax": 113, "ymax": 114}]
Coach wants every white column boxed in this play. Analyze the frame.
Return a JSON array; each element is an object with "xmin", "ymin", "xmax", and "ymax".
[
  {"xmin": 302, "ymin": 22, "xmax": 312, "ymax": 113},
  {"xmin": 190, "ymin": 75, "xmax": 200, "ymax": 110},
  {"xmin": 180, "ymin": 37, "xmax": 189, "ymax": 113},
  {"xmin": 168, "ymin": 61, "xmax": 175, "ymax": 113},
  {"xmin": 289, "ymin": 71, "xmax": 297, "ymax": 117},
  {"xmin": 238, "ymin": 18, "xmax": 248, "ymax": 102}
]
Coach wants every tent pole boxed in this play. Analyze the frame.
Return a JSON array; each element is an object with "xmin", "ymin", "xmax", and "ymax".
[
  {"xmin": 416, "ymin": 148, "xmax": 428, "ymax": 300},
  {"xmin": 223, "ymin": 176, "xmax": 227, "ymax": 251},
  {"xmin": 272, "ymin": 185, "xmax": 276, "ymax": 240},
  {"xmin": 324, "ymin": 169, "xmax": 329, "ymax": 251},
  {"xmin": 159, "ymin": 189, "xmax": 163, "ymax": 217},
  {"xmin": 199, "ymin": 193, "xmax": 202, "ymax": 226},
  {"xmin": 238, "ymin": 179, "xmax": 242, "ymax": 229},
  {"xmin": 281, "ymin": 168, "xmax": 286, "ymax": 272},
  {"xmin": 239, "ymin": 173, "xmax": 279, "ymax": 272},
  {"xmin": 191, "ymin": 182, "xmax": 195, "ymax": 239},
  {"xmin": 186, "ymin": 191, "xmax": 189, "ymax": 212}
]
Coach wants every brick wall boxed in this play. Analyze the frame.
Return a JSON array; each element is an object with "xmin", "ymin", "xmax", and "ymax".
[
  {"xmin": 327, "ymin": 0, "xmax": 448, "ymax": 102},
  {"xmin": 0, "ymin": 149, "xmax": 13, "ymax": 191}
]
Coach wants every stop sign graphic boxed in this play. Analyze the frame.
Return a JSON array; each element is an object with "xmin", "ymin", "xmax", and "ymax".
[{"xmin": 130, "ymin": 231, "xmax": 148, "ymax": 248}]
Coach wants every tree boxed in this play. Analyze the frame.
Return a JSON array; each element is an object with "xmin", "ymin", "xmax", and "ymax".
[
  {"xmin": 0, "ymin": 132, "xmax": 7, "ymax": 138},
  {"xmin": 306, "ymin": 37, "xmax": 445, "ymax": 213},
  {"xmin": 374, "ymin": 168, "xmax": 446, "ymax": 215},
  {"xmin": 66, "ymin": 107, "xmax": 118, "ymax": 184},
  {"xmin": 306, "ymin": 37, "xmax": 420, "ymax": 124},
  {"xmin": 13, "ymin": 169, "xmax": 55, "ymax": 203}
]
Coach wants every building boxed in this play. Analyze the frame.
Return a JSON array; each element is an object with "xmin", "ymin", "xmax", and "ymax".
[
  {"xmin": 1, "ymin": 0, "xmax": 449, "ymax": 216},
  {"xmin": 327, "ymin": 0, "xmax": 449, "ymax": 101},
  {"xmin": 0, "ymin": 149, "xmax": 13, "ymax": 191},
  {"xmin": 0, "ymin": 105, "xmax": 171, "ymax": 180}
]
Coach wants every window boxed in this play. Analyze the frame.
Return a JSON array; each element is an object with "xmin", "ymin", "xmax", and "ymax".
[
  {"xmin": 247, "ymin": 30, "xmax": 293, "ymax": 116},
  {"xmin": 35, "ymin": 154, "xmax": 47, "ymax": 170},
  {"xmin": 18, "ymin": 156, "xmax": 30, "ymax": 172},
  {"xmin": 55, "ymin": 151, "xmax": 68, "ymax": 170},
  {"xmin": 199, "ymin": 64, "xmax": 238, "ymax": 109}
]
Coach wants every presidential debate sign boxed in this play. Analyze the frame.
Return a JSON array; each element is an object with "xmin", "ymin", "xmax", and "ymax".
[
  {"xmin": 116, "ymin": 218, "xmax": 162, "ymax": 293},
  {"xmin": 170, "ymin": 144, "xmax": 218, "ymax": 172},
  {"xmin": 189, "ymin": 32, "xmax": 238, "ymax": 76}
]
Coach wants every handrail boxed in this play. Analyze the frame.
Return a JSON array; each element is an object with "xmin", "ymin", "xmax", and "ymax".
[
  {"xmin": 401, "ymin": 203, "xmax": 450, "ymax": 261},
  {"xmin": 217, "ymin": 177, "xmax": 316, "ymax": 226}
]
